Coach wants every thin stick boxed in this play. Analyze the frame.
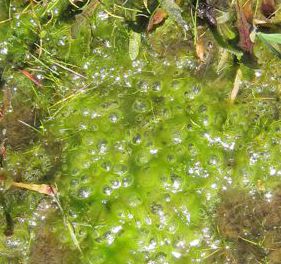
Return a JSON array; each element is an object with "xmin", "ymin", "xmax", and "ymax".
[
  {"xmin": 18, "ymin": 120, "xmax": 42, "ymax": 134},
  {"xmin": 0, "ymin": 18, "xmax": 12, "ymax": 25},
  {"xmin": 29, "ymin": 53, "xmax": 59, "ymax": 75},
  {"xmin": 52, "ymin": 190, "xmax": 83, "ymax": 253},
  {"xmin": 50, "ymin": 60, "xmax": 87, "ymax": 79}
]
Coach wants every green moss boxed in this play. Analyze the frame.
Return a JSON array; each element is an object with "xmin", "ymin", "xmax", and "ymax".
[{"xmin": 0, "ymin": 0, "xmax": 281, "ymax": 263}]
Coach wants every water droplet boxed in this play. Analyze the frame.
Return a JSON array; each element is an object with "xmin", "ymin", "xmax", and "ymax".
[
  {"xmin": 101, "ymin": 161, "xmax": 111, "ymax": 171},
  {"xmin": 149, "ymin": 148, "xmax": 158, "ymax": 155},
  {"xmin": 82, "ymin": 109, "xmax": 90, "ymax": 117},
  {"xmin": 138, "ymin": 80, "xmax": 149, "ymax": 93},
  {"xmin": 103, "ymin": 185, "xmax": 112, "ymax": 196},
  {"xmin": 172, "ymin": 133, "xmax": 182, "ymax": 145},
  {"xmin": 91, "ymin": 111, "xmax": 101, "ymax": 119},
  {"xmin": 113, "ymin": 164, "xmax": 127, "ymax": 175},
  {"xmin": 172, "ymin": 80, "xmax": 181, "ymax": 90},
  {"xmin": 128, "ymin": 194, "xmax": 142, "ymax": 207},
  {"xmin": 190, "ymin": 239, "xmax": 200, "ymax": 247},
  {"xmin": 135, "ymin": 151, "xmax": 150, "ymax": 165},
  {"xmin": 111, "ymin": 179, "xmax": 121, "ymax": 189},
  {"xmin": 103, "ymin": 231, "xmax": 114, "ymax": 245},
  {"xmin": 152, "ymin": 81, "xmax": 161, "ymax": 92},
  {"xmin": 122, "ymin": 175, "xmax": 134, "ymax": 187},
  {"xmin": 78, "ymin": 187, "xmax": 92, "ymax": 199},
  {"xmin": 155, "ymin": 252, "xmax": 167, "ymax": 263},
  {"xmin": 184, "ymin": 85, "xmax": 201, "ymax": 99},
  {"xmin": 132, "ymin": 134, "xmax": 141, "ymax": 144},
  {"xmin": 132, "ymin": 99, "xmax": 150, "ymax": 113},
  {"xmin": 151, "ymin": 202, "xmax": 163, "ymax": 215},
  {"xmin": 167, "ymin": 154, "xmax": 176, "ymax": 164},
  {"xmin": 109, "ymin": 112, "xmax": 119, "ymax": 123},
  {"xmin": 97, "ymin": 140, "xmax": 108, "ymax": 155}
]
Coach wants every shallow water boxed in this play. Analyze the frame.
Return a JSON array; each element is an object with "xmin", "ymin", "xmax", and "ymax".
[{"xmin": 0, "ymin": 1, "xmax": 281, "ymax": 263}]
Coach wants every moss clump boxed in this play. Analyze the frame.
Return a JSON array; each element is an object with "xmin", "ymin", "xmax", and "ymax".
[
  {"xmin": 29, "ymin": 210, "xmax": 78, "ymax": 264},
  {"xmin": 209, "ymin": 187, "xmax": 281, "ymax": 263},
  {"xmin": 0, "ymin": 102, "xmax": 40, "ymax": 150}
]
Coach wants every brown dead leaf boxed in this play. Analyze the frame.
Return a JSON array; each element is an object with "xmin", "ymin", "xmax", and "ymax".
[
  {"xmin": 261, "ymin": 0, "xmax": 276, "ymax": 18},
  {"xmin": 242, "ymin": 0, "xmax": 253, "ymax": 23},
  {"xmin": 236, "ymin": 1, "xmax": 254, "ymax": 54},
  {"xmin": 147, "ymin": 8, "xmax": 168, "ymax": 32},
  {"xmin": 11, "ymin": 182, "xmax": 57, "ymax": 196},
  {"xmin": 230, "ymin": 68, "xmax": 242, "ymax": 103},
  {"xmin": 196, "ymin": 37, "xmax": 206, "ymax": 62},
  {"xmin": 19, "ymin": 69, "xmax": 42, "ymax": 87}
]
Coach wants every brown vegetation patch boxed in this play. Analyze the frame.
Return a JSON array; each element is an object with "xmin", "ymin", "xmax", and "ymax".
[{"xmin": 209, "ymin": 186, "xmax": 281, "ymax": 263}]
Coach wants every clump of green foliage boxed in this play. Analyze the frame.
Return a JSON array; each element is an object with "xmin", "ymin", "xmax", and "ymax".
[{"xmin": 0, "ymin": 0, "xmax": 281, "ymax": 263}]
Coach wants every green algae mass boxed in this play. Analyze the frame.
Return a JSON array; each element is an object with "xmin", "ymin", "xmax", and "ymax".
[{"xmin": 0, "ymin": 0, "xmax": 281, "ymax": 263}]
